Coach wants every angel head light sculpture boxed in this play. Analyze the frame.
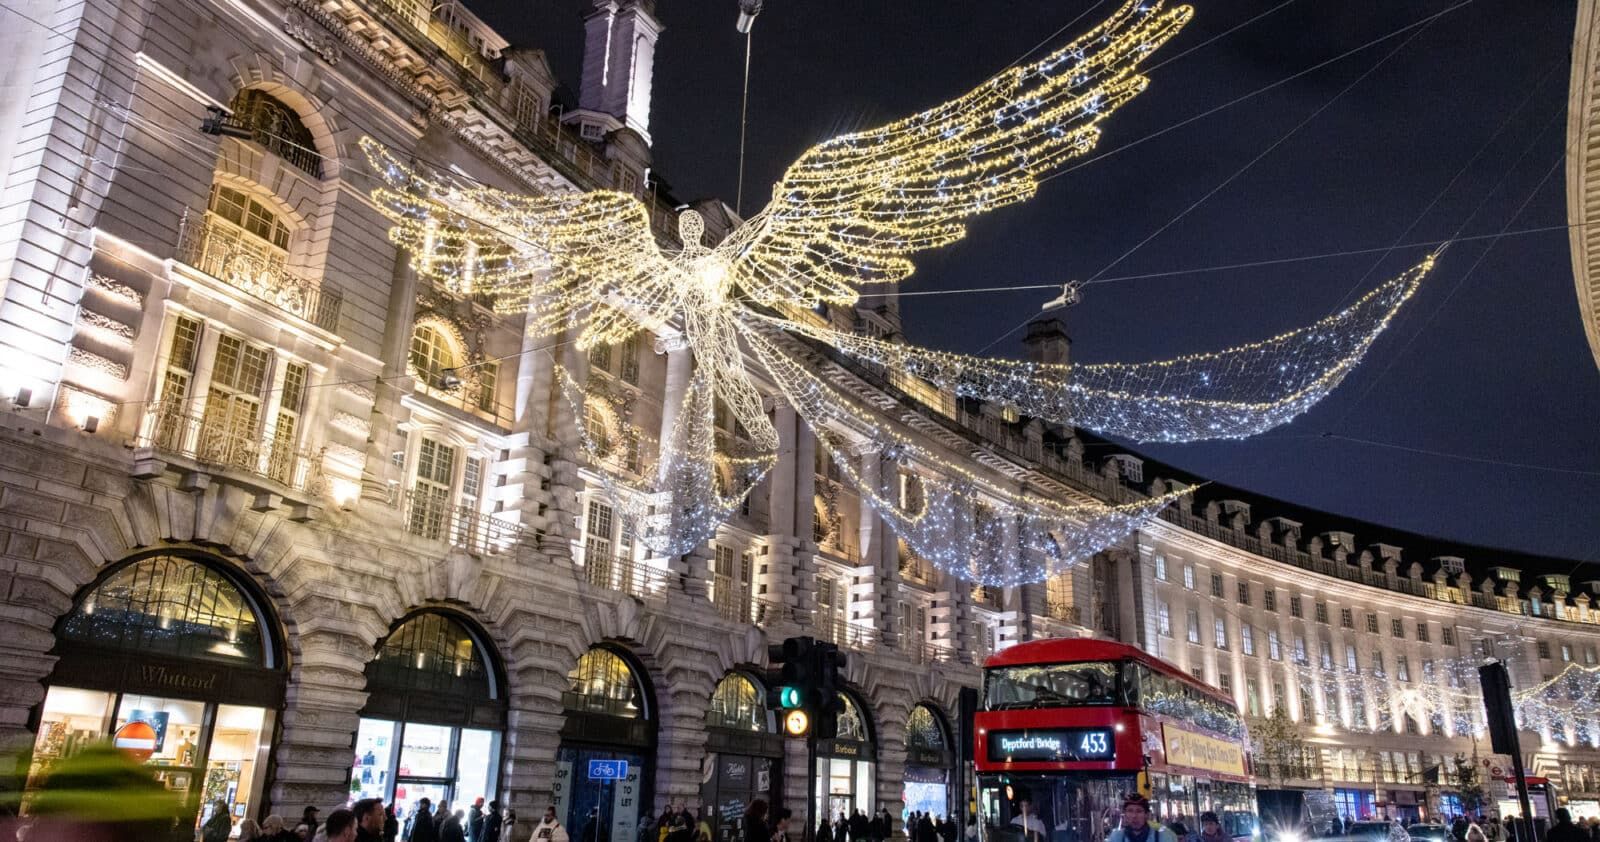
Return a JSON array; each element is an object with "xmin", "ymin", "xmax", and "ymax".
[{"xmin": 363, "ymin": 0, "xmax": 1437, "ymax": 585}]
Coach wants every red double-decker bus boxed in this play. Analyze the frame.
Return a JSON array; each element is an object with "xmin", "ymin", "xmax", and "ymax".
[{"xmin": 975, "ymin": 639, "xmax": 1256, "ymax": 842}]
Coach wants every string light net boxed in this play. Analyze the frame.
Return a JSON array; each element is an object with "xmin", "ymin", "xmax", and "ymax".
[{"xmin": 761, "ymin": 255, "xmax": 1435, "ymax": 442}]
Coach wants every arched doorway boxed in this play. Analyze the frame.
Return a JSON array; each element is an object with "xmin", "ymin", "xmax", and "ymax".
[
  {"xmin": 556, "ymin": 646, "xmax": 656, "ymax": 842},
  {"xmin": 29, "ymin": 552, "xmax": 286, "ymax": 834},
  {"xmin": 815, "ymin": 691, "xmax": 877, "ymax": 824},
  {"xmin": 702, "ymin": 672, "xmax": 784, "ymax": 842},
  {"xmin": 902, "ymin": 704, "xmax": 955, "ymax": 820},
  {"xmin": 353, "ymin": 610, "xmax": 507, "ymax": 815}
]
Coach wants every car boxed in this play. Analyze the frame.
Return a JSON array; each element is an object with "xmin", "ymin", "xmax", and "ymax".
[
  {"xmin": 1406, "ymin": 824, "xmax": 1451, "ymax": 842},
  {"xmin": 1345, "ymin": 822, "xmax": 1395, "ymax": 842}
]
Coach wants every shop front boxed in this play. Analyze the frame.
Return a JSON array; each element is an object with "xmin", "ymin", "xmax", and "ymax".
[
  {"xmin": 555, "ymin": 646, "xmax": 656, "ymax": 842},
  {"xmin": 28, "ymin": 552, "xmax": 286, "ymax": 837},
  {"xmin": 814, "ymin": 691, "xmax": 876, "ymax": 824},
  {"xmin": 902, "ymin": 704, "xmax": 955, "ymax": 821},
  {"xmin": 701, "ymin": 673, "xmax": 784, "ymax": 842},
  {"xmin": 351, "ymin": 610, "xmax": 507, "ymax": 819}
]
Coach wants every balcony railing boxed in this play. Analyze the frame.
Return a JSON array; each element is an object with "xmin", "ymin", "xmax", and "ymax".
[
  {"xmin": 176, "ymin": 211, "xmax": 343, "ymax": 332},
  {"xmin": 711, "ymin": 574, "xmax": 754, "ymax": 624},
  {"xmin": 138, "ymin": 401, "xmax": 325, "ymax": 494},
  {"xmin": 578, "ymin": 550, "xmax": 677, "ymax": 600},
  {"xmin": 402, "ymin": 490, "xmax": 529, "ymax": 555}
]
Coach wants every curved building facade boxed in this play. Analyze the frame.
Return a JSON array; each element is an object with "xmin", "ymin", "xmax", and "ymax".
[{"xmin": 0, "ymin": 0, "xmax": 1596, "ymax": 837}]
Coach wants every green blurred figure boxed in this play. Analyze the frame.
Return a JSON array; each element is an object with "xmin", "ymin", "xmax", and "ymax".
[{"xmin": 0, "ymin": 742, "xmax": 184, "ymax": 842}]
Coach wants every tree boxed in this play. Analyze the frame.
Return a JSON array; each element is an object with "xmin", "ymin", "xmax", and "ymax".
[
  {"xmin": 1452, "ymin": 752, "xmax": 1487, "ymax": 814},
  {"xmin": 1252, "ymin": 705, "xmax": 1307, "ymax": 785}
]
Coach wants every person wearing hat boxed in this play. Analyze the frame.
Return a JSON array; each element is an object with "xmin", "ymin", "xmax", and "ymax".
[
  {"xmin": 1108, "ymin": 797, "xmax": 1177, "ymax": 842},
  {"xmin": 1195, "ymin": 812, "xmax": 1226, "ymax": 842},
  {"xmin": 470, "ymin": 798, "xmax": 487, "ymax": 842}
]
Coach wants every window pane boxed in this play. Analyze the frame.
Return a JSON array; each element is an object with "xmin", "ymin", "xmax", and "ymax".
[
  {"xmin": 354, "ymin": 718, "xmax": 399, "ymax": 801},
  {"xmin": 60, "ymin": 556, "xmax": 265, "ymax": 665},
  {"xmin": 113, "ymin": 694, "xmax": 207, "ymax": 767},
  {"xmin": 28, "ymin": 687, "xmax": 114, "ymax": 785},
  {"xmin": 454, "ymin": 728, "xmax": 497, "ymax": 807},
  {"xmin": 207, "ymin": 705, "xmax": 272, "ymax": 825},
  {"xmin": 399, "ymin": 723, "xmax": 453, "ymax": 778}
]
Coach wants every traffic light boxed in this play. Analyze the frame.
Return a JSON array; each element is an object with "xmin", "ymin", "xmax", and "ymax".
[
  {"xmin": 813, "ymin": 642, "xmax": 846, "ymax": 740},
  {"xmin": 767, "ymin": 637, "xmax": 817, "ymax": 733}
]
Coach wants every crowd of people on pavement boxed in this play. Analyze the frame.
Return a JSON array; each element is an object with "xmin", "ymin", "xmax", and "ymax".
[{"xmin": 200, "ymin": 796, "xmax": 519, "ymax": 842}]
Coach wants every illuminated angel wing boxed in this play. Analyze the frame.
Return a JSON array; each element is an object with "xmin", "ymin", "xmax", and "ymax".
[
  {"xmin": 759, "ymin": 256, "xmax": 1436, "ymax": 442},
  {"xmin": 720, "ymin": 0, "xmax": 1192, "ymax": 307},
  {"xmin": 360, "ymin": 138, "xmax": 676, "ymax": 348}
]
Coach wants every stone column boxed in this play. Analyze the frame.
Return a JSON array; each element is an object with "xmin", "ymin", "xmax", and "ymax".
[
  {"xmin": 267, "ymin": 622, "xmax": 372, "ymax": 814},
  {"xmin": 874, "ymin": 704, "xmax": 908, "ymax": 824},
  {"xmin": 507, "ymin": 310, "xmax": 566, "ymax": 559},
  {"xmin": 793, "ymin": 421, "xmax": 818, "ymax": 614},
  {"xmin": 760, "ymin": 398, "xmax": 801, "ymax": 628},
  {"xmin": 542, "ymin": 335, "xmax": 590, "ymax": 563},
  {"xmin": 360, "ymin": 254, "xmax": 419, "ymax": 502}
]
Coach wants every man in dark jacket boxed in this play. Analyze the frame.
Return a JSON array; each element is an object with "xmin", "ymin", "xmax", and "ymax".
[
  {"xmin": 483, "ymin": 801, "xmax": 502, "ymax": 842},
  {"xmin": 470, "ymin": 800, "xmax": 486, "ymax": 842},
  {"xmin": 441, "ymin": 809, "xmax": 468, "ymax": 842},
  {"xmin": 353, "ymin": 798, "xmax": 385, "ymax": 842},
  {"xmin": 851, "ymin": 810, "xmax": 870, "ymax": 842},
  {"xmin": 412, "ymin": 800, "xmax": 440, "ymax": 842},
  {"xmin": 1548, "ymin": 810, "xmax": 1589, "ymax": 842}
]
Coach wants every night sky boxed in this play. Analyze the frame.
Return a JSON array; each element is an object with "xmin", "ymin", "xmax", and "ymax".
[{"xmin": 489, "ymin": 1, "xmax": 1598, "ymax": 563}]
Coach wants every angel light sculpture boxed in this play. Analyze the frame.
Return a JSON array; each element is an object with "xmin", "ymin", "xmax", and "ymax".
[{"xmin": 363, "ymin": 0, "xmax": 1436, "ymax": 585}]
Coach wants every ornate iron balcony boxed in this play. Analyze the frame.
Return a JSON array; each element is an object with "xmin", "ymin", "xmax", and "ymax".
[{"xmin": 176, "ymin": 211, "xmax": 343, "ymax": 332}]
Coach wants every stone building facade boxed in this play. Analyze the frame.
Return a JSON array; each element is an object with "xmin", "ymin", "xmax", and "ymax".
[{"xmin": 0, "ymin": 0, "xmax": 1597, "ymax": 836}]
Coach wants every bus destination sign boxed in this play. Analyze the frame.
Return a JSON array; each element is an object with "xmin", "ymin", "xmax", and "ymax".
[{"xmin": 987, "ymin": 728, "xmax": 1116, "ymax": 763}]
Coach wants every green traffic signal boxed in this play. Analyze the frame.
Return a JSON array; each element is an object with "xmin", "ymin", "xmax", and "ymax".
[{"xmin": 779, "ymin": 685, "xmax": 803, "ymax": 708}]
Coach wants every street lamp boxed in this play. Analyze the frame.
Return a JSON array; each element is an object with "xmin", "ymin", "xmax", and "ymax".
[{"xmin": 736, "ymin": 0, "xmax": 762, "ymax": 33}]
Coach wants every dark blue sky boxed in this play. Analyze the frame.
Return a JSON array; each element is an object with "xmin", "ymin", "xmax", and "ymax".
[{"xmin": 494, "ymin": 1, "xmax": 1599, "ymax": 562}]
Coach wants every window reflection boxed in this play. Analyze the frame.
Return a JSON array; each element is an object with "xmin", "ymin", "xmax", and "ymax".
[
  {"xmin": 707, "ymin": 674, "xmax": 767, "ymax": 732},
  {"xmin": 565, "ymin": 648, "xmax": 644, "ymax": 718},
  {"xmin": 59, "ymin": 555, "xmax": 265, "ymax": 665}
]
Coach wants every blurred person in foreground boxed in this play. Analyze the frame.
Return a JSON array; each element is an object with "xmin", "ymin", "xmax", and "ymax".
[{"xmin": 0, "ymin": 743, "xmax": 183, "ymax": 842}]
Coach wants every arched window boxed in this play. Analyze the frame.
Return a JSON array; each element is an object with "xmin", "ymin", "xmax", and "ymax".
[
  {"xmin": 59, "ymin": 554, "xmax": 270, "ymax": 666},
  {"xmin": 906, "ymin": 704, "xmax": 947, "ymax": 752},
  {"xmin": 226, "ymin": 89, "xmax": 324, "ymax": 178},
  {"xmin": 366, "ymin": 611, "xmax": 495, "ymax": 699},
  {"xmin": 356, "ymin": 611, "xmax": 505, "ymax": 809},
  {"xmin": 565, "ymin": 647, "xmax": 647, "ymax": 719},
  {"xmin": 707, "ymin": 673, "xmax": 768, "ymax": 732},
  {"xmin": 409, "ymin": 323, "xmax": 462, "ymax": 387}
]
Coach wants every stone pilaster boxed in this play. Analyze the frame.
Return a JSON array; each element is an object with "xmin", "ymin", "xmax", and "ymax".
[{"xmin": 267, "ymin": 624, "xmax": 370, "ymax": 814}]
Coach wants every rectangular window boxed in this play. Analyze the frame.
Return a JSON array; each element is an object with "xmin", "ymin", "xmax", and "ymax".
[
  {"xmin": 1294, "ymin": 635, "xmax": 1308, "ymax": 664},
  {"xmin": 1397, "ymin": 656, "xmax": 1411, "ymax": 682},
  {"xmin": 1441, "ymin": 627, "xmax": 1454, "ymax": 646},
  {"xmin": 200, "ymin": 333, "xmax": 273, "ymax": 469},
  {"xmin": 1158, "ymin": 602, "xmax": 1172, "ymax": 638},
  {"xmin": 583, "ymin": 498, "xmax": 615, "ymax": 569},
  {"xmin": 1561, "ymin": 644, "xmax": 1573, "ymax": 663},
  {"xmin": 1241, "ymin": 624, "xmax": 1256, "ymax": 656},
  {"xmin": 1315, "ymin": 602, "xmax": 1329, "ymax": 624},
  {"xmin": 1417, "ymin": 623, "xmax": 1430, "ymax": 643},
  {"xmin": 1272, "ymin": 682, "xmax": 1286, "ymax": 713},
  {"xmin": 1587, "ymin": 647, "xmax": 1597, "ymax": 666},
  {"xmin": 460, "ymin": 456, "xmax": 483, "ymax": 512},
  {"xmin": 1214, "ymin": 618, "xmax": 1228, "ymax": 650},
  {"xmin": 1323, "ymin": 685, "xmax": 1340, "ymax": 723},
  {"xmin": 408, "ymin": 437, "xmax": 459, "ymax": 540},
  {"xmin": 1538, "ymin": 641, "xmax": 1552, "ymax": 660},
  {"xmin": 1345, "ymin": 644, "xmax": 1358, "ymax": 673},
  {"xmin": 1210, "ymin": 573, "xmax": 1224, "ymax": 598},
  {"xmin": 1183, "ymin": 564, "xmax": 1195, "ymax": 590},
  {"xmin": 1264, "ymin": 589, "xmax": 1277, "ymax": 611},
  {"xmin": 1154, "ymin": 554, "xmax": 1168, "ymax": 581},
  {"xmin": 1423, "ymin": 659, "xmax": 1436, "ymax": 683},
  {"xmin": 1340, "ymin": 608, "xmax": 1354, "ymax": 629},
  {"xmin": 1191, "ymin": 666, "xmax": 1205, "ymax": 682},
  {"xmin": 588, "ymin": 343, "xmax": 613, "ymax": 373},
  {"xmin": 1392, "ymin": 618, "xmax": 1405, "ymax": 638},
  {"xmin": 1320, "ymin": 639, "xmax": 1333, "ymax": 670},
  {"xmin": 619, "ymin": 334, "xmax": 641, "ymax": 385},
  {"xmin": 1219, "ymin": 673, "xmax": 1232, "ymax": 694},
  {"xmin": 1269, "ymin": 630, "xmax": 1282, "ymax": 661},
  {"xmin": 1373, "ymin": 650, "xmax": 1386, "ymax": 674},
  {"xmin": 1367, "ymin": 613, "xmax": 1380, "ymax": 634},
  {"xmin": 1290, "ymin": 596, "xmax": 1303, "ymax": 618},
  {"xmin": 1186, "ymin": 610, "xmax": 1201, "ymax": 644},
  {"xmin": 1238, "ymin": 582, "xmax": 1251, "ymax": 605},
  {"xmin": 1246, "ymin": 677, "xmax": 1261, "ymax": 717}
]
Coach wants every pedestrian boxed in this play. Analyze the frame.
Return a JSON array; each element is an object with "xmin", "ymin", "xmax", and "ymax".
[
  {"xmin": 443, "ymin": 809, "xmax": 469, "ymax": 842},
  {"xmin": 697, "ymin": 808, "xmax": 716, "ymax": 842},
  {"xmin": 1108, "ymin": 796, "xmax": 1177, "ymax": 842},
  {"xmin": 1388, "ymin": 818, "xmax": 1411, "ymax": 842},
  {"xmin": 325, "ymin": 809, "xmax": 361, "ymax": 842},
  {"xmin": 305, "ymin": 807, "xmax": 324, "ymax": 840},
  {"xmin": 880, "ymin": 809, "xmax": 895, "ymax": 842},
  {"xmin": 916, "ymin": 813, "xmax": 936, "ymax": 842},
  {"xmin": 1453, "ymin": 817, "xmax": 1470, "ymax": 842},
  {"xmin": 264, "ymin": 816, "xmax": 291, "ymax": 842},
  {"xmin": 484, "ymin": 801, "xmax": 503, "ymax": 842},
  {"xmin": 744, "ymin": 800, "xmax": 772, "ymax": 842},
  {"xmin": 1196, "ymin": 813, "xmax": 1227, "ymax": 842},
  {"xmin": 819, "ymin": 817, "xmax": 836, "ymax": 842},
  {"xmin": 240, "ymin": 819, "xmax": 264, "ymax": 841},
  {"xmin": 413, "ymin": 800, "xmax": 440, "ymax": 842},
  {"xmin": 772, "ymin": 808, "xmax": 793, "ymax": 842},
  {"xmin": 1548, "ymin": 810, "xmax": 1589, "ymax": 842},
  {"xmin": 537, "ymin": 806, "xmax": 572, "ymax": 842},
  {"xmin": 1588, "ymin": 818, "xmax": 1600, "ymax": 842},
  {"xmin": 386, "ymin": 805, "xmax": 401, "ymax": 842},
  {"xmin": 204, "ymin": 800, "xmax": 236, "ymax": 842},
  {"xmin": 965, "ymin": 817, "xmax": 978, "ymax": 842},
  {"xmin": 504, "ymin": 808, "xmax": 519, "ymax": 842},
  {"xmin": 353, "ymin": 799, "xmax": 387, "ymax": 842},
  {"xmin": 471, "ymin": 799, "xmax": 487, "ymax": 842},
  {"xmin": 1466, "ymin": 819, "xmax": 1487, "ymax": 842}
]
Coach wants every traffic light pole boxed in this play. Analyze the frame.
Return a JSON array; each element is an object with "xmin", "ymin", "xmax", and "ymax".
[{"xmin": 806, "ymin": 728, "xmax": 819, "ymax": 842}]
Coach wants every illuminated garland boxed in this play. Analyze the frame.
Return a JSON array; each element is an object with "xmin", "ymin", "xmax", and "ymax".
[{"xmin": 759, "ymin": 256, "xmax": 1435, "ymax": 443}]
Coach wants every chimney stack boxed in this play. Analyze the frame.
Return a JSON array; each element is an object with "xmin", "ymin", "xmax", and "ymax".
[{"xmin": 569, "ymin": 0, "xmax": 661, "ymax": 144}]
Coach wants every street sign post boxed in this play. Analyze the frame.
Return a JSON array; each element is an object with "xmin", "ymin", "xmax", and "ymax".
[{"xmin": 589, "ymin": 759, "xmax": 630, "ymax": 781}]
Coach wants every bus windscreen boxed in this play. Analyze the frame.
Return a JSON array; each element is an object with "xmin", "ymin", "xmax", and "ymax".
[{"xmin": 985, "ymin": 661, "xmax": 1125, "ymax": 709}]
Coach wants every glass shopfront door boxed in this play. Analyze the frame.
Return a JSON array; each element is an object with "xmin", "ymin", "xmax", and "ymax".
[{"xmin": 352, "ymin": 718, "xmax": 501, "ymax": 813}]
